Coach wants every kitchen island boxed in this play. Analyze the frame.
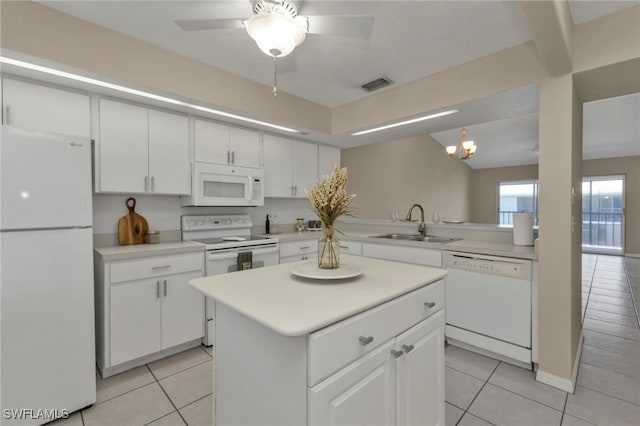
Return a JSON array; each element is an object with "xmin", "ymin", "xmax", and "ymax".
[{"xmin": 190, "ymin": 254, "xmax": 448, "ymax": 426}]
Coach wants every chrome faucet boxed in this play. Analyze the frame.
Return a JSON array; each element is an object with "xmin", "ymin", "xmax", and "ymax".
[{"xmin": 405, "ymin": 204, "xmax": 426, "ymax": 236}]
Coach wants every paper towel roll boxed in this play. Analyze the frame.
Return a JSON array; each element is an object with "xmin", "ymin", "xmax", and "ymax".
[{"xmin": 513, "ymin": 212, "xmax": 534, "ymax": 246}]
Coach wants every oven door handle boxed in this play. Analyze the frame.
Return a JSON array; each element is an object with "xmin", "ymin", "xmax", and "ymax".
[{"xmin": 207, "ymin": 246, "xmax": 279, "ymax": 260}]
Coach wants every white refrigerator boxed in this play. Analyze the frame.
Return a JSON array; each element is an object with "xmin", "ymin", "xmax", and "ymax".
[{"xmin": 1, "ymin": 126, "xmax": 96, "ymax": 425}]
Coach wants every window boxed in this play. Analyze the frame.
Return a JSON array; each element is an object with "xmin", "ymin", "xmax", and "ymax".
[
  {"xmin": 498, "ymin": 180, "xmax": 539, "ymax": 226},
  {"xmin": 582, "ymin": 176, "xmax": 624, "ymax": 254}
]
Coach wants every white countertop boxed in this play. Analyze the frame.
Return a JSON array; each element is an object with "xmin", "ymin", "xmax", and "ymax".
[
  {"xmin": 190, "ymin": 255, "xmax": 447, "ymax": 337},
  {"xmin": 273, "ymin": 231, "xmax": 537, "ymax": 260},
  {"xmin": 94, "ymin": 241, "xmax": 204, "ymax": 261}
]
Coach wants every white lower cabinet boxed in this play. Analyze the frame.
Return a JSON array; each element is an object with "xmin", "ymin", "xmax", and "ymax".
[
  {"xmin": 280, "ymin": 238, "xmax": 318, "ymax": 263},
  {"xmin": 95, "ymin": 252, "xmax": 205, "ymax": 377},
  {"xmin": 395, "ymin": 311, "xmax": 446, "ymax": 426},
  {"xmin": 362, "ymin": 242, "xmax": 442, "ymax": 267},
  {"xmin": 308, "ymin": 340, "xmax": 397, "ymax": 426},
  {"xmin": 308, "ymin": 311, "xmax": 445, "ymax": 426}
]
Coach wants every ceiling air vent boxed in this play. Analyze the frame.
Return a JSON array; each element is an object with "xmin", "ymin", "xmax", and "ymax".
[{"xmin": 361, "ymin": 77, "xmax": 393, "ymax": 92}]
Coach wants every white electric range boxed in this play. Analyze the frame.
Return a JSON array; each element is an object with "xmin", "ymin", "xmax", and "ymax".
[{"xmin": 181, "ymin": 214, "xmax": 279, "ymax": 346}]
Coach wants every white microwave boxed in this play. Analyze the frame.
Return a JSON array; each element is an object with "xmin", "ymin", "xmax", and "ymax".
[{"xmin": 181, "ymin": 163, "xmax": 264, "ymax": 206}]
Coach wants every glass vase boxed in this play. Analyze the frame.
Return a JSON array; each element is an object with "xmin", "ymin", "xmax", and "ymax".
[{"xmin": 318, "ymin": 228, "xmax": 340, "ymax": 269}]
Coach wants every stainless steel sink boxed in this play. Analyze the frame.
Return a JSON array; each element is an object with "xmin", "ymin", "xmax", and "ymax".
[{"xmin": 371, "ymin": 233, "xmax": 461, "ymax": 244}]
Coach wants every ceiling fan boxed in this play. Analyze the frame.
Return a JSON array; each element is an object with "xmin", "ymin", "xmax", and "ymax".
[{"xmin": 175, "ymin": 0, "xmax": 374, "ymax": 96}]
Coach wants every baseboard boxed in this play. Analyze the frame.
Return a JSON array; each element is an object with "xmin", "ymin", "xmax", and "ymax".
[
  {"xmin": 535, "ymin": 332, "xmax": 584, "ymax": 393},
  {"xmin": 99, "ymin": 338, "xmax": 202, "ymax": 378},
  {"xmin": 625, "ymin": 253, "xmax": 640, "ymax": 258}
]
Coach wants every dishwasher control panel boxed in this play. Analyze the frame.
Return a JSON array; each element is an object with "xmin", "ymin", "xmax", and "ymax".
[{"xmin": 444, "ymin": 251, "xmax": 531, "ymax": 280}]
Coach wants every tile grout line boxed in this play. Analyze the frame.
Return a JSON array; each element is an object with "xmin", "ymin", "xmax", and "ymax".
[
  {"xmin": 145, "ymin": 364, "xmax": 191, "ymax": 426},
  {"xmin": 559, "ymin": 390, "xmax": 569, "ymax": 425},
  {"xmin": 582, "ymin": 327, "xmax": 640, "ymax": 342},
  {"xmin": 573, "ymin": 383, "xmax": 640, "ymax": 408},
  {"xmin": 484, "ymin": 380, "xmax": 568, "ymax": 413},
  {"xmin": 453, "ymin": 361, "xmax": 501, "ymax": 426},
  {"xmin": 87, "ymin": 377, "xmax": 157, "ymax": 407},
  {"xmin": 151, "ymin": 358, "xmax": 212, "ymax": 382},
  {"xmin": 622, "ymin": 259, "xmax": 640, "ymax": 329}
]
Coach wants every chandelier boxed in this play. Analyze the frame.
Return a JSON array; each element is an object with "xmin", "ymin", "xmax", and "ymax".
[{"xmin": 446, "ymin": 128, "xmax": 477, "ymax": 160}]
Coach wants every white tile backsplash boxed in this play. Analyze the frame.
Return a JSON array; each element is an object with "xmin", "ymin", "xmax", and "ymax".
[{"xmin": 92, "ymin": 194, "xmax": 317, "ymax": 236}]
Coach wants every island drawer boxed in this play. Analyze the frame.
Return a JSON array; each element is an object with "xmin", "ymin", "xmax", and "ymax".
[
  {"xmin": 280, "ymin": 240, "xmax": 318, "ymax": 258},
  {"xmin": 110, "ymin": 252, "xmax": 203, "ymax": 283},
  {"xmin": 307, "ymin": 280, "xmax": 444, "ymax": 386}
]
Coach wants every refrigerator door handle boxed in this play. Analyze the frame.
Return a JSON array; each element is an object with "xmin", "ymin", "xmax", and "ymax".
[{"xmin": 156, "ymin": 280, "xmax": 160, "ymax": 298}]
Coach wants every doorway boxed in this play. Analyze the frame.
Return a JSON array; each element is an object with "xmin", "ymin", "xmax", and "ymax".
[{"xmin": 582, "ymin": 175, "xmax": 625, "ymax": 255}]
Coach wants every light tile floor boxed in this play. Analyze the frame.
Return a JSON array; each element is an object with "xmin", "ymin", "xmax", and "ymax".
[{"xmin": 52, "ymin": 254, "xmax": 639, "ymax": 426}]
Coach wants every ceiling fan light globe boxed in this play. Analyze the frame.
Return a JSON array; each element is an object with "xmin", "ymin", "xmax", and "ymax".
[
  {"xmin": 446, "ymin": 145, "xmax": 457, "ymax": 156},
  {"xmin": 462, "ymin": 140, "xmax": 475, "ymax": 150},
  {"xmin": 245, "ymin": 13, "xmax": 307, "ymax": 58}
]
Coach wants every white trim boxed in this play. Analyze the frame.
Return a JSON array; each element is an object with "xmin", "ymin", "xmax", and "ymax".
[
  {"xmin": 535, "ymin": 332, "xmax": 584, "ymax": 393},
  {"xmin": 625, "ymin": 253, "xmax": 640, "ymax": 258}
]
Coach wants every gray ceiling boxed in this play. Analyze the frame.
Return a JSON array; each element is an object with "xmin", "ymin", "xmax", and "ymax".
[{"xmin": 34, "ymin": 0, "xmax": 640, "ymax": 168}]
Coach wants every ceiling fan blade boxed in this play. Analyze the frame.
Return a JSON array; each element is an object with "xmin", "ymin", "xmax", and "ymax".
[
  {"xmin": 175, "ymin": 18, "xmax": 244, "ymax": 32},
  {"xmin": 305, "ymin": 15, "xmax": 374, "ymax": 39}
]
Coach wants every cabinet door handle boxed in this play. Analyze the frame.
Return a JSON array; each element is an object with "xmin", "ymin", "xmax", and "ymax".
[
  {"xmin": 231, "ymin": 151, "xmax": 235, "ymax": 164},
  {"xmin": 339, "ymin": 245, "xmax": 348, "ymax": 249},
  {"xmin": 151, "ymin": 265, "xmax": 171, "ymax": 270},
  {"xmin": 299, "ymin": 246, "xmax": 310, "ymax": 250},
  {"xmin": 424, "ymin": 301, "xmax": 436, "ymax": 308},
  {"xmin": 4, "ymin": 106, "xmax": 10, "ymax": 125},
  {"xmin": 144, "ymin": 176, "xmax": 148, "ymax": 192},
  {"xmin": 294, "ymin": 185, "xmax": 298, "ymax": 196},
  {"xmin": 402, "ymin": 344, "xmax": 415, "ymax": 353},
  {"xmin": 359, "ymin": 336, "xmax": 374, "ymax": 346},
  {"xmin": 163, "ymin": 279, "xmax": 167, "ymax": 297},
  {"xmin": 156, "ymin": 281, "xmax": 160, "ymax": 298},
  {"xmin": 227, "ymin": 150, "xmax": 231, "ymax": 164},
  {"xmin": 291, "ymin": 185, "xmax": 294, "ymax": 197},
  {"xmin": 151, "ymin": 176, "xmax": 155, "ymax": 192},
  {"xmin": 390, "ymin": 349, "xmax": 404, "ymax": 358}
]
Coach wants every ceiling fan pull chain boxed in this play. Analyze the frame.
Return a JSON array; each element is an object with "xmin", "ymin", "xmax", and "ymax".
[{"xmin": 273, "ymin": 55, "xmax": 278, "ymax": 98}]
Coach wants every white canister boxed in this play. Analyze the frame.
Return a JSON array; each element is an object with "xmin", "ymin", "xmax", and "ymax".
[{"xmin": 513, "ymin": 213, "xmax": 534, "ymax": 246}]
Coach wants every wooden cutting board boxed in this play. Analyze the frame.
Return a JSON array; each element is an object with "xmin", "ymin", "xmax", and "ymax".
[{"xmin": 118, "ymin": 197, "xmax": 149, "ymax": 245}]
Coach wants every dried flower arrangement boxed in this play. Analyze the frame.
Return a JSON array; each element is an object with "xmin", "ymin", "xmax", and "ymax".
[{"xmin": 305, "ymin": 165, "xmax": 357, "ymax": 268}]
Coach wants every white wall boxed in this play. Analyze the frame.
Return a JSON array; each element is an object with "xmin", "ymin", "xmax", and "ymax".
[{"xmin": 93, "ymin": 194, "xmax": 316, "ymax": 235}]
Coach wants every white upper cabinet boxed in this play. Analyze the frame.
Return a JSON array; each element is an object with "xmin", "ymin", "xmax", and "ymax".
[
  {"xmin": 318, "ymin": 145, "xmax": 341, "ymax": 178},
  {"xmin": 263, "ymin": 134, "xmax": 293, "ymax": 197},
  {"xmin": 98, "ymin": 100, "xmax": 148, "ymax": 193},
  {"xmin": 263, "ymin": 134, "xmax": 318, "ymax": 198},
  {"xmin": 229, "ymin": 126, "xmax": 261, "ymax": 168},
  {"xmin": 194, "ymin": 119, "xmax": 260, "ymax": 168},
  {"xmin": 292, "ymin": 140, "xmax": 318, "ymax": 197},
  {"xmin": 148, "ymin": 109, "xmax": 190, "ymax": 195},
  {"xmin": 97, "ymin": 99, "xmax": 190, "ymax": 195},
  {"xmin": 2, "ymin": 77, "xmax": 90, "ymax": 138}
]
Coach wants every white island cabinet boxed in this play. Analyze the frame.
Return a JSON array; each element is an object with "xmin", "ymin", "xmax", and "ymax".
[{"xmin": 190, "ymin": 255, "xmax": 447, "ymax": 426}]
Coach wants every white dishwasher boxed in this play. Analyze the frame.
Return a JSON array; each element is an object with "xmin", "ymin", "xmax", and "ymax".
[{"xmin": 443, "ymin": 251, "xmax": 533, "ymax": 367}]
